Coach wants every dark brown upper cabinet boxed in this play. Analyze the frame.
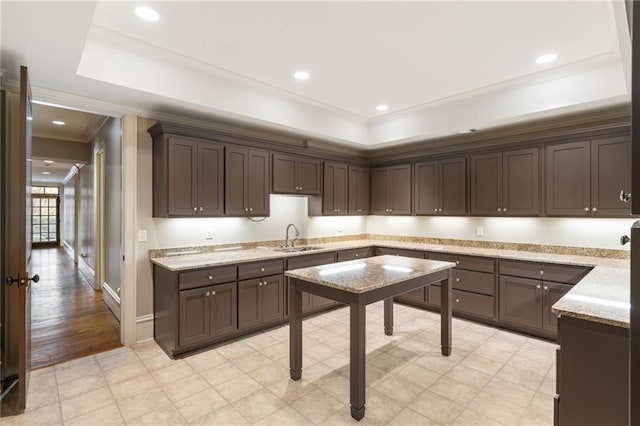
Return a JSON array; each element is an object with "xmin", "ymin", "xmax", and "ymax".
[
  {"xmin": 370, "ymin": 164, "xmax": 412, "ymax": 215},
  {"xmin": 153, "ymin": 134, "xmax": 224, "ymax": 217},
  {"xmin": 546, "ymin": 137, "xmax": 631, "ymax": 216},
  {"xmin": 414, "ymin": 157, "xmax": 466, "ymax": 216},
  {"xmin": 272, "ymin": 153, "xmax": 321, "ymax": 195},
  {"xmin": 225, "ymin": 146, "xmax": 270, "ymax": 217},
  {"xmin": 322, "ymin": 162, "xmax": 348, "ymax": 215},
  {"xmin": 348, "ymin": 165, "xmax": 370, "ymax": 215},
  {"xmin": 471, "ymin": 147, "xmax": 539, "ymax": 216}
]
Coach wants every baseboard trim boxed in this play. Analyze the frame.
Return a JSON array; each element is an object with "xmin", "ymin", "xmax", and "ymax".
[
  {"xmin": 62, "ymin": 240, "xmax": 75, "ymax": 260},
  {"xmin": 136, "ymin": 314, "xmax": 154, "ymax": 343},
  {"xmin": 103, "ymin": 282, "xmax": 121, "ymax": 321},
  {"xmin": 78, "ymin": 258, "xmax": 95, "ymax": 287}
]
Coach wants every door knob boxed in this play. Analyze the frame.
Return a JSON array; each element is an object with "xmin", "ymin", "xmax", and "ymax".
[
  {"xmin": 620, "ymin": 235, "xmax": 631, "ymax": 246},
  {"xmin": 620, "ymin": 190, "xmax": 632, "ymax": 203}
]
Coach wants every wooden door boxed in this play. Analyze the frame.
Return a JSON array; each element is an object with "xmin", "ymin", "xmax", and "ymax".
[
  {"xmin": 499, "ymin": 275, "xmax": 542, "ymax": 332},
  {"xmin": 1, "ymin": 66, "xmax": 34, "ymax": 414},
  {"xmin": 470, "ymin": 152, "xmax": 502, "ymax": 215},
  {"xmin": 167, "ymin": 137, "xmax": 198, "ymax": 216},
  {"xmin": 198, "ymin": 142, "xmax": 224, "ymax": 216},
  {"xmin": 297, "ymin": 157, "xmax": 321, "ymax": 195},
  {"xmin": 272, "ymin": 153, "xmax": 297, "ymax": 193},
  {"xmin": 370, "ymin": 167, "xmax": 390, "ymax": 214},
  {"xmin": 591, "ymin": 137, "xmax": 632, "ymax": 216},
  {"xmin": 440, "ymin": 157, "xmax": 467, "ymax": 215},
  {"xmin": 238, "ymin": 279, "xmax": 261, "ymax": 330},
  {"xmin": 545, "ymin": 141, "xmax": 591, "ymax": 216},
  {"xmin": 348, "ymin": 166, "xmax": 369, "ymax": 214},
  {"xmin": 414, "ymin": 160, "xmax": 439, "ymax": 215},
  {"xmin": 542, "ymin": 282, "xmax": 571, "ymax": 334},
  {"xmin": 260, "ymin": 275, "xmax": 284, "ymax": 323},
  {"xmin": 247, "ymin": 149, "xmax": 269, "ymax": 216},
  {"xmin": 178, "ymin": 287, "xmax": 211, "ymax": 348},
  {"xmin": 389, "ymin": 164, "xmax": 412, "ymax": 215},
  {"xmin": 210, "ymin": 282, "xmax": 238, "ymax": 339},
  {"xmin": 225, "ymin": 146, "xmax": 248, "ymax": 215},
  {"xmin": 502, "ymin": 147, "xmax": 539, "ymax": 216}
]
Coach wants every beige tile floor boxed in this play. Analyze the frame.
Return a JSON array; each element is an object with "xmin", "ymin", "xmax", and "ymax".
[{"xmin": 5, "ymin": 303, "xmax": 556, "ymax": 425}]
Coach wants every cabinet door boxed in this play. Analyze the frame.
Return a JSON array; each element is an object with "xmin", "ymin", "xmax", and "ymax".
[
  {"xmin": 503, "ymin": 147, "xmax": 539, "ymax": 216},
  {"xmin": 272, "ymin": 153, "xmax": 298, "ymax": 193},
  {"xmin": 546, "ymin": 141, "xmax": 591, "ymax": 216},
  {"xmin": 179, "ymin": 287, "xmax": 211, "ymax": 347},
  {"xmin": 440, "ymin": 157, "xmax": 467, "ymax": 215},
  {"xmin": 471, "ymin": 152, "xmax": 502, "ymax": 216},
  {"xmin": 348, "ymin": 166, "xmax": 369, "ymax": 214},
  {"xmin": 370, "ymin": 167, "xmax": 390, "ymax": 214},
  {"xmin": 198, "ymin": 142, "xmax": 224, "ymax": 216},
  {"xmin": 247, "ymin": 149, "xmax": 270, "ymax": 216},
  {"xmin": 390, "ymin": 164, "xmax": 412, "ymax": 214},
  {"xmin": 499, "ymin": 275, "xmax": 542, "ymax": 332},
  {"xmin": 323, "ymin": 162, "xmax": 348, "ymax": 214},
  {"xmin": 261, "ymin": 275, "xmax": 284, "ymax": 323},
  {"xmin": 210, "ymin": 282, "xmax": 238, "ymax": 339},
  {"xmin": 542, "ymin": 282, "xmax": 571, "ymax": 334},
  {"xmin": 225, "ymin": 146, "xmax": 248, "ymax": 215},
  {"xmin": 414, "ymin": 160, "xmax": 439, "ymax": 215},
  {"xmin": 238, "ymin": 278, "xmax": 261, "ymax": 330},
  {"xmin": 591, "ymin": 137, "xmax": 631, "ymax": 216},
  {"xmin": 168, "ymin": 137, "xmax": 198, "ymax": 216},
  {"xmin": 297, "ymin": 157, "xmax": 322, "ymax": 195}
]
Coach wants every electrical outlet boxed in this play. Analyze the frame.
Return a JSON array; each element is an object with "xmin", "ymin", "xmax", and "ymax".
[
  {"xmin": 205, "ymin": 229, "xmax": 214, "ymax": 240},
  {"xmin": 476, "ymin": 226, "xmax": 484, "ymax": 237}
]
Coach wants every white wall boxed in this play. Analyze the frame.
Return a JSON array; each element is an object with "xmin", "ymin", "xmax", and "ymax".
[{"xmin": 365, "ymin": 215, "xmax": 635, "ymax": 250}]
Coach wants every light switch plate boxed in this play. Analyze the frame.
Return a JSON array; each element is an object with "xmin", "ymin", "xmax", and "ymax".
[
  {"xmin": 138, "ymin": 229, "xmax": 147, "ymax": 242},
  {"xmin": 476, "ymin": 226, "xmax": 484, "ymax": 237},
  {"xmin": 206, "ymin": 229, "xmax": 214, "ymax": 240}
]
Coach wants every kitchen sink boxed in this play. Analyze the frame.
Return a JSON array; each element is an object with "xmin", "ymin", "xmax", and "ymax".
[{"xmin": 273, "ymin": 246, "xmax": 322, "ymax": 253}]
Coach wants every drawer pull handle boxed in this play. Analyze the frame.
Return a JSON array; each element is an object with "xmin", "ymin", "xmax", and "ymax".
[
  {"xmin": 208, "ymin": 275, "xmax": 213, "ymax": 280},
  {"xmin": 544, "ymin": 286, "xmax": 549, "ymax": 291},
  {"xmin": 260, "ymin": 267, "xmax": 265, "ymax": 272},
  {"xmin": 455, "ymin": 299, "xmax": 460, "ymax": 303},
  {"xmin": 539, "ymin": 271, "xmax": 544, "ymax": 276},
  {"xmin": 212, "ymin": 291, "xmax": 216, "ymax": 295},
  {"xmin": 455, "ymin": 261, "xmax": 460, "ymax": 265},
  {"xmin": 355, "ymin": 254, "xmax": 359, "ymax": 257},
  {"xmin": 455, "ymin": 278, "xmax": 460, "ymax": 282}
]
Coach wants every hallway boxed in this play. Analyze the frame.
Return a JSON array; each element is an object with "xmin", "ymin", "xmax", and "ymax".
[{"xmin": 30, "ymin": 247, "xmax": 121, "ymax": 370}]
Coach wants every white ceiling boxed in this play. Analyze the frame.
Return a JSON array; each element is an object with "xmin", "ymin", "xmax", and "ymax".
[
  {"xmin": 32, "ymin": 103, "xmax": 103, "ymax": 143},
  {"xmin": 0, "ymin": 1, "xmax": 632, "ymax": 148},
  {"xmin": 31, "ymin": 158, "xmax": 79, "ymax": 184}
]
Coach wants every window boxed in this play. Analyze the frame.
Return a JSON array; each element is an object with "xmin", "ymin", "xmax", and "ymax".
[{"xmin": 31, "ymin": 186, "xmax": 59, "ymax": 244}]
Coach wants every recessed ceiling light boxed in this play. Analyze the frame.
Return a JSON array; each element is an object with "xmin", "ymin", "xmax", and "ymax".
[
  {"xmin": 535, "ymin": 53, "xmax": 557, "ymax": 64},
  {"xmin": 44, "ymin": 160, "xmax": 55, "ymax": 165},
  {"xmin": 135, "ymin": 6, "xmax": 160, "ymax": 22},
  {"xmin": 42, "ymin": 171, "xmax": 50, "ymax": 175},
  {"xmin": 376, "ymin": 104, "xmax": 389, "ymax": 112},
  {"xmin": 52, "ymin": 120, "xmax": 65, "ymax": 126},
  {"xmin": 294, "ymin": 71, "xmax": 310, "ymax": 80}
]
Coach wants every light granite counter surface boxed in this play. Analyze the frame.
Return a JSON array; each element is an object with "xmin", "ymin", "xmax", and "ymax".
[
  {"xmin": 149, "ymin": 238, "xmax": 630, "ymax": 328},
  {"xmin": 285, "ymin": 255, "xmax": 455, "ymax": 294}
]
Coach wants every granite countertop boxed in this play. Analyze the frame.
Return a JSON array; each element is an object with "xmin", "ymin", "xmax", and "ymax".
[
  {"xmin": 285, "ymin": 255, "xmax": 455, "ymax": 294},
  {"xmin": 149, "ymin": 238, "xmax": 630, "ymax": 328}
]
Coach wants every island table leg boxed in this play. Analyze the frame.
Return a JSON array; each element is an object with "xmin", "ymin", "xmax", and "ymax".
[
  {"xmin": 384, "ymin": 297, "xmax": 394, "ymax": 336},
  {"xmin": 289, "ymin": 281, "xmax": 303, "ymax": 380},
  {"xmin": 441, "ymin": 270, "xmax": 453, "ymax": 356},
  {"xmin": 350, "ymin": 302, "xmax": 366, "ymax": 421}
]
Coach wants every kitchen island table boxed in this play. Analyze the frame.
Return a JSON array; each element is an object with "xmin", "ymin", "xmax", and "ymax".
[{"xmin": 286, "ymin": 255, "xmax": 455, "ymax": 421}]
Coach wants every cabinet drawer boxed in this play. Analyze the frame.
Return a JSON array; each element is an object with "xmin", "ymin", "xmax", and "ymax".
[
  {"xmin": 286, "ymin": 252, "xmax": 336, "ymax": 270},
  {"xmin": 179, "ymin": 265, "xmax": 237, "ymax": 290},
  {"xmin": 500, "ymin": 260, "xmax": 590, "ymax": 284},
  {"xmin": 337, "ymin": 247, "xmax": 374, "ymax": 262},
  {"xmin": 238, "ymin": 259, "xmax": 283, "ymax": 280},
  {"xmin": 375, "ymin": 247, "xmax": 425, "ymax": 258},
  {"xmin": 429, "ymin": 252, "xmax": 495, "ymax": 273},
  {"xmin": 452, "ymin": 269, "xmax": 495, "ymax": 296},
  {"xmin": 429, "ymin": 286, "xmax": 495, "ymax": 320}
]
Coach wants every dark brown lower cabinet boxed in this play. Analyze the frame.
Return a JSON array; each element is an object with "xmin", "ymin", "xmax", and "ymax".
[
  {"xmin": 336, "ymin": 247, "xmax": 374, "ymax": 262},
  {"xmin": 238, "ymin": 274, "xmax": 284, "ymax": 330},
  {"xmin": 178, "ymin": 282, "xmax": 237, "ymax": 348},
  {"xmin": 556, "ymin": 315, "xmax": 628, "ymax": 425},
  {"xmin": 285, "ymin": 251, "xmax": 339, "ymax": 316}
]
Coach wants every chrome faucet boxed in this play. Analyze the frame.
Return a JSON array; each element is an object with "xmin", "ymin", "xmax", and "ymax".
[{"xmin": 285, "ymin": 223, "xmax": 300, "ymax": 248}]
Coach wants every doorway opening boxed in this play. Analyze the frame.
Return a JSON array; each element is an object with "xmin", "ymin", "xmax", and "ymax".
[{"xmin": 29, "ymin": 103, "xmax": 122, "ymax": 369}]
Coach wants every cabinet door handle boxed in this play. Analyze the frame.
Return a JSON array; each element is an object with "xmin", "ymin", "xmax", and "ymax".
[
  {"xmin": 455, "ymin": 298, "xmax": 460, "ymax": 303},
  {"xmin": 539, "ymin": 271, "xmax": 544, "ymax": 276},
  {"xmin": 591, "ymin": 207, "xmax": 597, "ymax": 212},
  {"xmin": 536, "ymin": 284, "xmax": 541, "ymax": 304},
  {"xmin": 199, "ymin": 207, "xmax": 203, "ymax": 212},
  {"xmin": 193, "ymin": 207, "xmax": 198, "ymax": 212},
  {"xmin": 244, "ymin": 208, "xmax": 249, "ymax": 212},
  {"xmin": 455, "ymin": 278, "xmax": 460, "ymax": 282},
  {"xmin": 584, "ymin": 207, "xmax": 589, "ymax": 212},
  {"xmin": 212, "ymin": 291, "xmax": 216, "ymax": 295},
  {"xmin": 497, "ymin": 208, "xmax": 502, "ymax": 212},
  {"xmin": 434, "ymin": 208, "xmax": 438, "ymax": 212},
  {"xmin": 249, "ymin": 207, "xmax": 253, "ymax": 212},
  {"xmin": 503, "ymin": 207, "xmax": 507, "ymax": 213},
  {"xmin": 258, "ymin": 282, "xmax": 262, "ymax": 286},
  {"xmin": 455, "ymin": 261, "xmax": 460, "ymax": 265},
  {"xmin": 620, "ymin": 190, "xmax": 632, "ymax": 203},
  {"xmin": 355, "ymin": 254, "xmax": 359, "ymax": 257},
  {"xmin": 205, "ymin": 291, "xmax": 210, "ymax": 297}
]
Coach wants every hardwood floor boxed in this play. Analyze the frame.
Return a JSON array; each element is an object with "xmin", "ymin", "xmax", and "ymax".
[{"xmin": 30, "ymin": 247, "xmax": 121, "ymax": 369}]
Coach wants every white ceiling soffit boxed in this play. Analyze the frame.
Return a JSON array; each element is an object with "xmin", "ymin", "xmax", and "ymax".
[
  {"xmin": 1, "ymin": 1, "xmax": 632, "ymax": 148},
  {"xmin": 32, "ymin": 103, "xmax": 104, "ymax": 143},
  {"xmin": 32, "ymin": 158, "xmax": 79, "ymax": 184}
]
